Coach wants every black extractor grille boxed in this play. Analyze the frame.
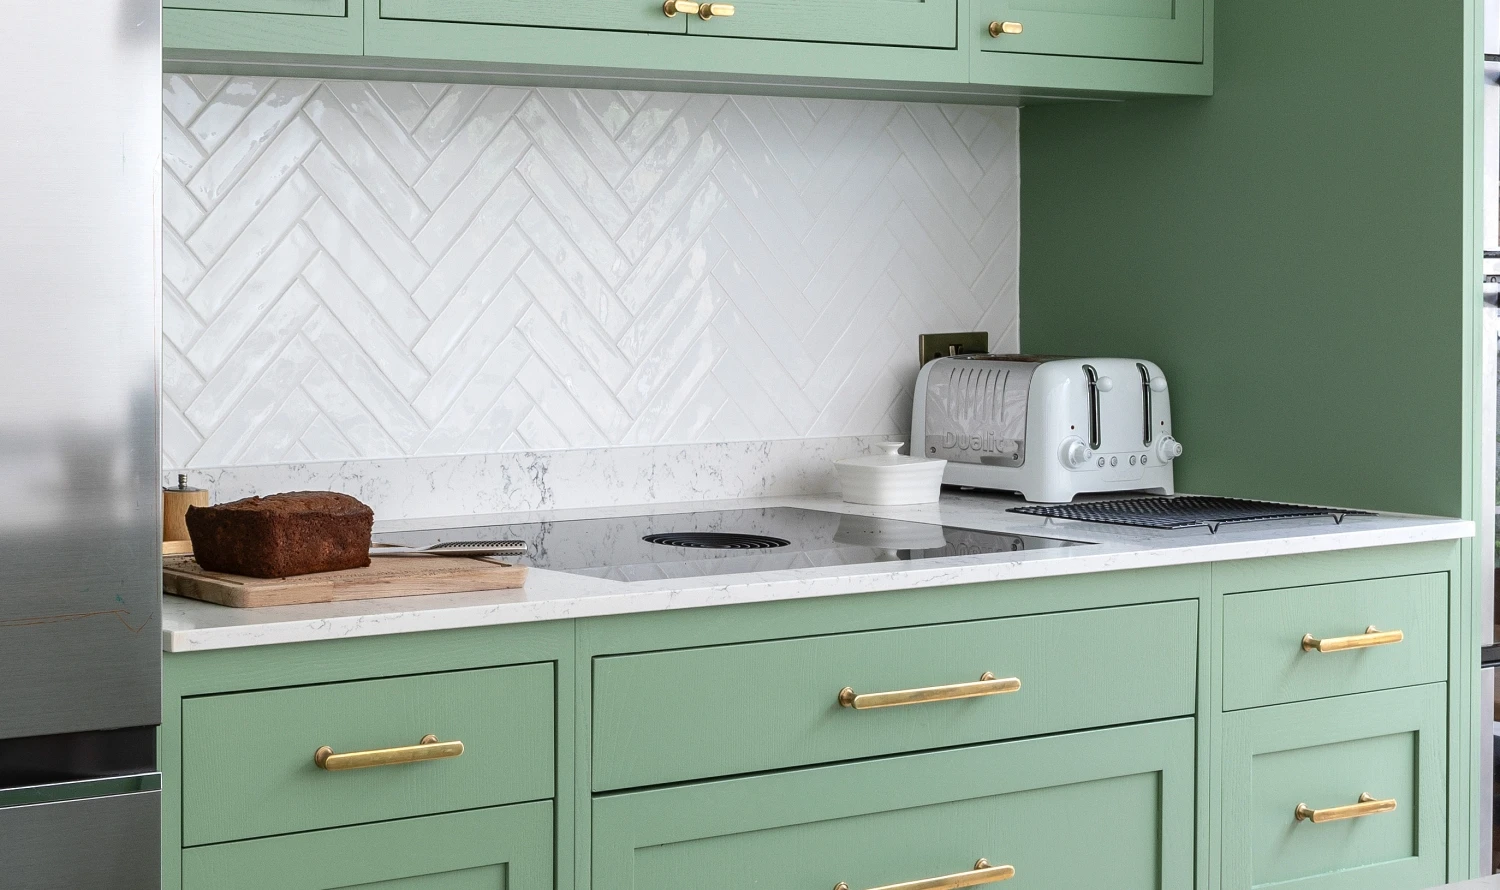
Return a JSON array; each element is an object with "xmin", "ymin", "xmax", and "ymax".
[
  {"xmin": 1008, "ymin": 495, "xmax": 1370, "ymax": 533},
  {"xmin": 643, "ymin": 532, "xmax": 791, "ymax": 550}
]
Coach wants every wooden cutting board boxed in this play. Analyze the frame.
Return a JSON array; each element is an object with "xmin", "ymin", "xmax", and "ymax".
[{"xmin": 163, "ymin": 555, "xmax": 528, "ymax": 608}]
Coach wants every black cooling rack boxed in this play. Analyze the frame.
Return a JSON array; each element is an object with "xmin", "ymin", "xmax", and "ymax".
[{"xmin": 1008, "ymin": 495, "xmax": 1371, "ymax": 533}]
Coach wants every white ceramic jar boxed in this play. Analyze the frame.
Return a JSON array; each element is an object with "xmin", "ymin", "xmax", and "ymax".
[{"xmin": 835, "ymin": 442, "xmax": 947, "ymax": 506}]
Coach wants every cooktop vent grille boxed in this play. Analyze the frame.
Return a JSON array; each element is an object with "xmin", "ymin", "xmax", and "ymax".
[
  {"xmin": 1009, "ymin": 496, "xmax": 1369, "ymax": 533},
  {"xmin": 643, "ymin": 532, "xmax": 792, "ymax": 550}
]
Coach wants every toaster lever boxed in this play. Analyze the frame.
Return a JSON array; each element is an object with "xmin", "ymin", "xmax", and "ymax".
[
  {"xmin": 1082, "ymin": 364, "xmax": 1102, "ymax": 450},
  {"xmin": 1137, "ymin": 363, "xmax": 1153, "ymax": 446}
]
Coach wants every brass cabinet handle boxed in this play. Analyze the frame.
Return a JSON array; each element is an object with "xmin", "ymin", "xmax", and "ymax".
[
  {"xmin": 1294, "ymin": 792, "xmax": 1398, "ymax": 823},
  {"xmin": 662, "ymin": 0, "xmax": 700, "ymax": 15},
  {"xmin": 697, "ymin": 2, "xmax": 734, "ymax": 18},
  {"xmin": 834, "ymin": 859, "xmax": 1015, "ymax": 890},
  {"xmin": 838, "ymin": 672, "xmax": 1020, "ymax": 710},
  {"xmin": 313, "ymin": 734, "xmax": 464, "ymax": 771},
  {"xmin": 988, "ymin": 21, "xmax": 1023, "ymax": 37},
  {"xmin": 1301, "ymin": 625, "xmax": 1404, "ymax": 653}
]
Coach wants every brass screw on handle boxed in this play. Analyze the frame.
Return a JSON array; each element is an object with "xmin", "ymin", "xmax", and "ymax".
[{"xmin": 988, "ymin": 20, "xmax": 1023, "ymax": 37}]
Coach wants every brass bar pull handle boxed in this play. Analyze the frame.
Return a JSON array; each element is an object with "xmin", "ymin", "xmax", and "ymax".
[
  {"xmin": 1294, "ymin": 792, "xmax": 1398, "ymax": 823},
  {"xmin": 697, "ymin": 2, "xmax": 734, "ymax": 18},
  {"xmin": 834, "ymin": 859, "xmax": 1015, "ymax": 890},
  {"xmin": 838, "ymin": 672, "xmax": 1020, "ymax": 710},
  {"xmin": 1301, "ymin": 625, "xmax": 1404, "ymax": 653},
  {"xmin": 314, "ymin": 734, "xmax": 464, "ymax": 771},
  {"xmin": 662, "ymin": 0, "xmax": 700, "ymax": 16},
  {"xmin": 988, "ymin": 21, "xmax": 1023, "ymax": 37}
]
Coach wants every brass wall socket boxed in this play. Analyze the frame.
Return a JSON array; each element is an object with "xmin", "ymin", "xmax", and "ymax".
[{"xmin": 918, "ymin": 332, "xmax": 989, "ymax": 367}]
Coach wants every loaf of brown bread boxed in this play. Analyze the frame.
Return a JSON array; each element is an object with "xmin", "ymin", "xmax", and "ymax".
[{"xmin": 186, "ymin": 491, "xmax": 374, "ymax": 578}]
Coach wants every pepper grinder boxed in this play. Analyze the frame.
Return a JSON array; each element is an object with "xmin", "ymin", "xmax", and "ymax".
[{"xmin": 163, "ymin": 473, "xmax": 209, "ymax": 550}]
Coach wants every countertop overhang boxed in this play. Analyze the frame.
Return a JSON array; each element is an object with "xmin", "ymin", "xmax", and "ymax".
[{"xmin": 161, "ymin": 491, "xmax": 1474, "ymax": 653}]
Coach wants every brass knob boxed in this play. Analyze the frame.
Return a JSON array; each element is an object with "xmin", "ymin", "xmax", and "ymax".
[
  {"xmin": 663, "ymin": 0, "xmax": 700, "ymax": 16},
  {"xmin": 988, "ymin": 20, "xmax": 1023, "ymax": 37},
  {"xmin": 698, "ymin": 2, "xmax": 734, "ymax": 18}
]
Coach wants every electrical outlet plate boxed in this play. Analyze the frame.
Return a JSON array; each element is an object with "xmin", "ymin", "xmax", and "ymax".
[{"xmin": 918, "ymin": 332, "xmax": 989, "ymax": 367}]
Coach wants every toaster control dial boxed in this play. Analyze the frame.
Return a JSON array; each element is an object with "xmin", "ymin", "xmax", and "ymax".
[
  {"xmin": 1060, "ymin": 437, "xmax": 1093, "ymax": 469},
  {"xmin": 1156, "ymin": 436, "xmax": 1184, "ymax": 463}
]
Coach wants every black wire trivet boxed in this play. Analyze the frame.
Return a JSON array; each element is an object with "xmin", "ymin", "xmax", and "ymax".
[{"xmin": 1009, "ymin": 495, "xmax": 1371, "ymax": 534}]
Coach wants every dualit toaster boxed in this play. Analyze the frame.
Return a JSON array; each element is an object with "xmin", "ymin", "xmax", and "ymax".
[{"xmin": 912, "ymin": 355, "xmax": 1183, "ymax": 503}]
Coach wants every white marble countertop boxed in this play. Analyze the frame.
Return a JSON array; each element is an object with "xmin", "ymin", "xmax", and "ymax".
[{"xmin": 161, "ymin": 492, "xmax": 1474, "ymax": 653}]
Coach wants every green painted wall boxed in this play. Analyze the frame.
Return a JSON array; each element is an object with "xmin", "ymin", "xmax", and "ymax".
[{"xmin": 1019, "ymin": 0, "xmax": 1477, "ymax": 518}]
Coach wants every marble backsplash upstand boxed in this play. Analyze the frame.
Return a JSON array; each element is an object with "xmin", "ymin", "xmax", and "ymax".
[{"xmin": 168, "ymin": 435, "xmax": 895, "ymax": 520}]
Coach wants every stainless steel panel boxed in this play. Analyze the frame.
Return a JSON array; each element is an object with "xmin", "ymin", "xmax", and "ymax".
[
  {"xmin": 0, "ymin": 789, "xmax": 160, "ymax": 890},
  {"xmin": 0, "ymin": 1, "xmax": 162, "ymax": 738}
]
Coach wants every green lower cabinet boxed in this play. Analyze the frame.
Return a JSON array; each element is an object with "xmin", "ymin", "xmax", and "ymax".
[
  {"xmin": 1221, "ymin": 685, "xmax": 1447, "ymax": 889},
  {"xmin": 181, "ymin": 801, "xmax": 554, "ymax": 890},
  {"xmin": 593, "ymin": 719, "xmax": 1195, "ymax": 890}
]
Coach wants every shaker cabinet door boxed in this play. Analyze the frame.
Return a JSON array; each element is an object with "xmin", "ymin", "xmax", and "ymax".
[
  {"xmin": 594, "ymin": 720, "xmax": 1194, "ymax": 890},
  {"xmin": 684, "ymin": 0, "xmax": 959, "ymax": 49},
  {"xmin": 183, "ymin": 802, "xmax": 554, "ymax": 890},
  {"xmin": 1220, "ymin": 685, "xmax": 1447, "ymax": 889},
  {"xmin": 379, "ymin": 0, "xmax": 688, "ymax": 35},
  {"xmin": 974, "ymin": 0, "xmax": 1204, "ymax": 63}
]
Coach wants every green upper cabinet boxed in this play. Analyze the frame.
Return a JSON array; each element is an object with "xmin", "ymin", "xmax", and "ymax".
[
  {"xmin": 974, "ymin": 0, "xmax": 1204, "ymax": 62},
  {"xmin": 682, "ymin": 0, "xmax": 959, "ymax": 49},
  {"xmin": 165, "ymin": 0, "xmax": 363, "ymax": 54},
  {"xmin": 165, "ymin": 0, "xmax": 346, "ymax": 14},
  {"xmin": 379, "ymin": 0, "xmax": 686, "ymax": 36}
]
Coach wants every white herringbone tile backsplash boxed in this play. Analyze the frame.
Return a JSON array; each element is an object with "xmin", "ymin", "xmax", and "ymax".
[{"xmin": 162, "ymin": 75, "xmax": 1020, "ymax": 469}]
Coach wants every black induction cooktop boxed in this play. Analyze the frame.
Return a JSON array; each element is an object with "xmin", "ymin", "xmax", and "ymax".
[{"xmin": 374, "ymin": 507, "xmax": 1085, "ymax": 583}]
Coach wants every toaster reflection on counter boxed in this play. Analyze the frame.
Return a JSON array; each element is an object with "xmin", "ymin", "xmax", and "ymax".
[{"xmin": 912, "ymin": 355, "xmax": 1182, "ymax": 504}]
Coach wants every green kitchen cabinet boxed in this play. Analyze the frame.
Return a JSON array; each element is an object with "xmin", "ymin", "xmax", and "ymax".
[
  {"xmin": 165, "ymin": 0, "xmax": 363, "ymax": 54},
  {"xmin": 182, "ymin": 801, "xmax": 554, "ymax": 890},
  {"xmin": 165, "ymin": 0, "xmax": 1211, "ymax": 99},
  {"xmin": 973, "ymin": 0, "xmax": 1204, "ymax": 63},
  {"xmin": 378, "ymin": 0, "xmax": 685, "ymax": 36},
  {"xmin": 592, "ymin": 719, "xmax": 1195, "ymax": 890},
  {"xmin": 680, "ymin": 0, "xmax": 960, "ymax": 49},
  {"xmin": 1220, "ymin": 685, "xmax": 1448, "ymax": 889}
]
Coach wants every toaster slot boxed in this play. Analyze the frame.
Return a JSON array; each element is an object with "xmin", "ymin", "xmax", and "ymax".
[
  {"xmin": 1138, "ymin": 362, "xmax": 1154, "ymax": 447},
  {"xmin": 1083, "ymin": 364, "xmax": 1102, "ymax": 450}
]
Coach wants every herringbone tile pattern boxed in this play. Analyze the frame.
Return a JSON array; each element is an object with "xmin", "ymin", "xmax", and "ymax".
[{"xmin": 162, "ymin": 75, "xmax": 1020, "ymax": 468}]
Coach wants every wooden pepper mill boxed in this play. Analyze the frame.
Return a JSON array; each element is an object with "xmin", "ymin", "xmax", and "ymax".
[{"xmin": 163, "ymin": 474, "xmax": 209, "ymax": 555}]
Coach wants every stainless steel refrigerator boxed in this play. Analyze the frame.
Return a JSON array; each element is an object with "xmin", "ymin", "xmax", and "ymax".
[{"xmin": 0, "ymin": 2, "xmax": 163, "ymax": 887}]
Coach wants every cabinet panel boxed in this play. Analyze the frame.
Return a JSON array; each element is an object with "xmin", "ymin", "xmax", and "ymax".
[
  {"xmin": 1222, "ymin": 573, "xmax": 1447, "ymax": 710},
  {"xmin": 974, "ymin": 0, "xmax": 1203, "ymax": 63},
  {"xmin": 182, "ymin": 663, "xmax": 555, "ymax": 846},
  {"xmin": 1221, "ymin": 686, "xmax": 1446, "ymax": 889},
  {"xmin": 684, "ymin": 0, "xmax": 958, "ymax": 49},
  {"xmin": 165, "ymin": 0, "xmax": 363, "ymax": 54},
  {"xmin": 165, "ymin": 0, "xmax": 345, "ymax": 14},
  {"xmin": 593, "ymin": 599, "xmax": 1196, "ymax": 790},
  {"xmin": 594, "ymin": 719, "xmax": 1194, "ymax": 890},
  {"xmin": 183, "ymin": 801, "xmax": 553, "ymax": 890},
  {"xmin": 379, "ymin": 0, "xmax": 686, "ymax": 36}
]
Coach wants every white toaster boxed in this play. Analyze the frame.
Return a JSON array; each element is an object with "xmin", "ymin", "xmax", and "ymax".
[{"xmin": 911, "ymin": 355, "xmax": 1183, "ymax": 503}]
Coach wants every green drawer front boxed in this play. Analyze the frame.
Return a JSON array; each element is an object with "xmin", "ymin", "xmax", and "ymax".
[
  {"xmin": 184, "ymin": 800, "xmax": 554, "ymax": 890},
  {"xmin": 165, "ymin": 0, "xmax": 345, "ymax": 14},
  {"xmin": 973, "ymin": 0, "xmax": 1203, "ymax": 62},
  {"xmin": 1222, "ymin": 686, "xmax": 1446, "ymax": 889},
  {"xmin": 684, "ymin": 0, "xmax": 959, "ymax": 49},
  {"xmin": 593, "ymin": 600, "xmax": 1197, "ymax": 791},
  {"xmin": 183, "ymin": 663, "xmax": 555, "ymax": 846},
  {"xmin": 380, "ymin": 0, "xmax": 686, "ymax": 35},
  {"xmin": 594, "ymin": 719, "xmax": 1194, "ymax": 890},
  {"xmin": 1221, "ymin": 573, "xmax": 1447, "ymax": 711}
]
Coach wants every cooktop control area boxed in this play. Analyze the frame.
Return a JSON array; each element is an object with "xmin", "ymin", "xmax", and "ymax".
[{"xmin": 376, "ymin": 507, "xmax": 1084, "ymax": 582}]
